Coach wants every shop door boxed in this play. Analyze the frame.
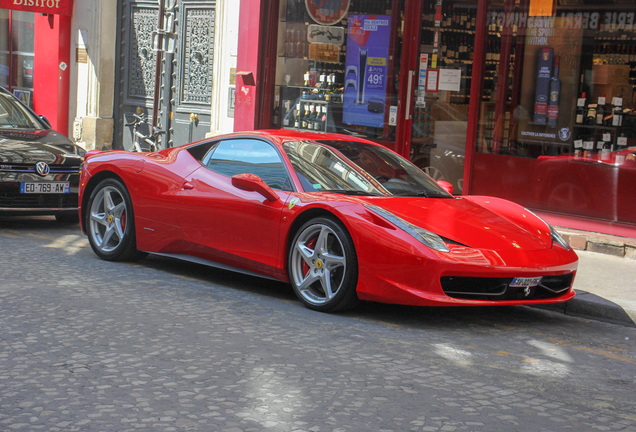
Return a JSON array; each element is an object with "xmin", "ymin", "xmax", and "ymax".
[
  {"xmin": 114, "ymin": 0, "xmax": 215, "ymax": 151},
  {"xmin": 402, "ymin": 0, "xmax": 473, "ymax": 194}
]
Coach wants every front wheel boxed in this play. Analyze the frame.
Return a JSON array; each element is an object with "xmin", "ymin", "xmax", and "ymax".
[
  {"xmin": 288, "ymin": 217, "xmax": 359, "ymax": 312},
  {"xmin": 86, "ymin": 178, "xmax": 145, "ymax": 261}
]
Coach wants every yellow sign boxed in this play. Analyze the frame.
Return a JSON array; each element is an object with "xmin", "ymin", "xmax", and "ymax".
[
  {"xmin": 368, "ymin": 57, "xmax": 386, "ymax": 66},
  {"xmin": 309, "ymin": 44, "xmax": 340, "ymax": 63},
  {"xmin": 529, "ymin": 0, "xmax": 555, "ymax": 17}
]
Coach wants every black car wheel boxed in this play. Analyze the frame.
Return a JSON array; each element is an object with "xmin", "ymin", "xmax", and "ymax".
[
  {"xmin": 86, "ymin": 178, "xmax": 145, "ymax": 261},
  {"xmin": 288, "ymin": 217, "xmax": 359, "ymax": 312}
]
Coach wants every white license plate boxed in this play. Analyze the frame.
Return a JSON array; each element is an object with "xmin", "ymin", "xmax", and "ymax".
[
  {"xmin": 20, "ymin": 182, "xmax": 70, "ymax": 194},
  {"xmin": 510, "ymin": 277, "xmax": 542, "ymax": 287}
]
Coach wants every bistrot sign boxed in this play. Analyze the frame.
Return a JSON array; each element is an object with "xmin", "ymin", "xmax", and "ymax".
[{"xmin": 0, "ymin": 0, "xmax": 74, "ymax": 16}]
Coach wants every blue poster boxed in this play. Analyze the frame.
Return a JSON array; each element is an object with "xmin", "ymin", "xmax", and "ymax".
[{"xmin": 343, "ymin": 15, "xmax": 391, "ymax": 128}]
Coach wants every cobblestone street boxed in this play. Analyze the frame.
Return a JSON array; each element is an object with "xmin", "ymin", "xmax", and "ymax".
[{"xmin": 1, "ymin": 217, "xmax": 636, "ymax": 432}]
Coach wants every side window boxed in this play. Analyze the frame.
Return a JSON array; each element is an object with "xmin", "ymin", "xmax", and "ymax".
[{"xmin": 204, "ymin": 139, "xmax": 293, "ymax": 191}]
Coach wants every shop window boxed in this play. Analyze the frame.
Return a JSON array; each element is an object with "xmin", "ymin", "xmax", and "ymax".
[
  {"xmin": 272, "ymin": 0, "xmax": 403, "ymax": 143},
  {"xmin": 473, "ymin": 0, "xmax": 636, "ymax": 225},
  {"xmin": 410, "ymin": 0, "xmax": 477, "ymax": 194},
  {"xmin": 0, "ymin": 9, "xmax": 34, "ymax": 107}
]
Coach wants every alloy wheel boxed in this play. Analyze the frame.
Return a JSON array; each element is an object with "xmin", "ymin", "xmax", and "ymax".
[
  {"xmin": 290, "ymin": 223, "xmax": 347, "ymax": 306},
  {"xmin": 89, "ymin": 185, "xmax": 128, "ymax": 253}
]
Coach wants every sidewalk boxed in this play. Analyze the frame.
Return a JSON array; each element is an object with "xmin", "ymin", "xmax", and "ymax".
[
  {"xmin": 556, "ymin": 227, "xmax": 636, "ymax": 260},
  {"xmin": 533, "ymin": 249, "xmax": 636, "ymax": 327}
]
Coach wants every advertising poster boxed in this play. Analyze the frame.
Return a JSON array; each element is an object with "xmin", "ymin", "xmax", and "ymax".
[
  {"xmin": 343, "ymin": 15, "xmax": 391, "ymax": 128},
  {"xmin": 518, "ymin": 17, "xmax": 583, "ymax": 145}
]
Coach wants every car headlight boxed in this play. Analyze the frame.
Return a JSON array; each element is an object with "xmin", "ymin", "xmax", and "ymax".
[
  {"xmin": 549, "ymin": 225, "xmax": 571, "ymax": 251},
  {"xmin": 365, "ymin": 204, "xmax": 450, "ymax": 252},
  {"xmin": 525, "ymin": 208, "xmax": 571, "ymax": 251}
]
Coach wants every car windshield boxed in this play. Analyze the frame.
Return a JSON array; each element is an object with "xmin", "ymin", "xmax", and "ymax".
[
  {"xmin": 0, "ymin": 91, "xmax": 44, "ymax": 129},
  {"xmin": 283, "ymin": 140, "xmax": 453, "ymax": 198}
]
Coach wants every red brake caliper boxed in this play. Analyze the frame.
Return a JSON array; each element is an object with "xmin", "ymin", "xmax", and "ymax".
[
  {"xmin": 302, "ymin": 237, "xmax": 318, "ymax": 278},
  {"xmin": 121, "ymin": 210, "xmax": 127, "ymax": 231}
]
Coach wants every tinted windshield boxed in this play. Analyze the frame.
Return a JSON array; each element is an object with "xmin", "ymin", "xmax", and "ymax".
[
  {"xmin": 0, "ymin": 91, "xmax": 44, "ymax": 129},
  {"xmin": 283, "ymin": 140, "xmax": 453, "ymax": 198}
]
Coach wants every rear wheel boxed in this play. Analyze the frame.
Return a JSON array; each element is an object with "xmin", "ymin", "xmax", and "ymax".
[
  {"xmin": 288, "ymin": 217, "xmax": 359, "ymax": 312},
  {"xmin": 86, "ymin": 178, "xmax": 145, "ymax": 261}
]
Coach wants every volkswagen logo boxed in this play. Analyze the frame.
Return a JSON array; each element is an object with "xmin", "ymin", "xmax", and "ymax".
[{"xmin": 35, "ymin": 161, "xmax": 50, "ymax": 177}]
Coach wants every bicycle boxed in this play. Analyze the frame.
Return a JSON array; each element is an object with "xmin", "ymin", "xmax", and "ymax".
[{"xmin": 124, "ymin": 113, "xmax": 166, "ymax": 152}]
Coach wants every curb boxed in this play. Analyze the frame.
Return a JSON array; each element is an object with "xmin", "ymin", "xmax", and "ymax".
[
  {"xmin": 532, "ymin": 289, "xmax": 636, "ymax": 327},
  {"xmin": 556, "ymin": 227, "xmax": 636, "ymax": 260}
]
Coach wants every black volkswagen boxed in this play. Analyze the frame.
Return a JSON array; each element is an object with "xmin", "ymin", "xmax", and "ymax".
[{"xmin": 0, "ymin": 87, "xmax": 85, "ymax": 223}]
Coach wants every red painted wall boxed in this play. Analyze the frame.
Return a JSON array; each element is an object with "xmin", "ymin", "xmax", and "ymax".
[
  {"xmin": 33, "ymin": 13, "xmax": 71, "ymax": 136},
  {"xmin": 234, "ymin": 0, "xmax": 262, "ymax": 132}
]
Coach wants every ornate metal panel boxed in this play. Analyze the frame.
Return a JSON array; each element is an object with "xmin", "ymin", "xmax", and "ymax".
[
  {"xmin": 176, "ymin": 4, "xmax": 215, "ymax": 112},
  {"xmin": 114, "ymin": 0, "xmax": 216, "ymax": 150},
  {"xmin": 128, "ymin": 7, "xmax": 159, "ymax": 100}
]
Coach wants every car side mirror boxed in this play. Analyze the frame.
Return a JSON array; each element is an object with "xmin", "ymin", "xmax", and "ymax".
[
  {"xmin": 39, "ymin": 115, "xmax": 51, "ymax": 128},
  {"xmin": 437, "ymin": 180, "xmax": 454, "ymax": 195},
  {"xmin": 232, "ymin": 173, "xmax": 280, "ymax": 202}
]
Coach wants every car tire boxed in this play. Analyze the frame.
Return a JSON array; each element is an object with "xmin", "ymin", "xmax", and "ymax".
[
  {"xmin": 55, "ymin": 213, "xmax": 79, "ymax": 224},
  {"xmin": 288, "ymin": 217, "xmax": 359, "ymax": 312},
  {"xmin": 86, "ymin": 178, "xmax": 146, "ymax": 262}
]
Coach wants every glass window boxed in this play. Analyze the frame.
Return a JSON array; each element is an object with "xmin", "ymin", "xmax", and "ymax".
[
  {"xmin": 0, "ymin": 89, "xmax": 43, "ymax": 129},
  {"xmin": 204, "ymin": 139, "xmax": 293, "ymax": 191},
  {"xmin": 0, "ymin": 10, "xmax": 35, "ymax": 106},
  {"xmin": 272, "ymin": 0, "xmax": 404, "ymax": 143},
  {"xmin": 283, "ymin": 139, "xmax": 452, "ymax": 197},
  {"xmin": 472, "ymin": 0, "xmax": 636, "ymax": 225},
  {"xmin": 409, "ymin": 0, "xmax": 476, "ymax": 195}
]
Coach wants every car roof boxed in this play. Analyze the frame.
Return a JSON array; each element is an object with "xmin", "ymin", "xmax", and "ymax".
[{"xmin": 203, "ymin": 129, "xmax": 383, "ymax": 148}]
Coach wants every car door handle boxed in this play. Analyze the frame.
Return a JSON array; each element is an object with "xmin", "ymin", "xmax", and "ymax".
[{"xmin": 182, "ymin": 181, "xmax": 194, "ymax": 190}]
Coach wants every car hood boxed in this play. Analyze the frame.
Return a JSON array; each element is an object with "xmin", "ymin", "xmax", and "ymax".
[
  {"xmin": 365, "ymin": 196, "xmax": 552, "ymax": 251},
  {"xmin": 0, "ymin": 129, "xmax": 84, "ymax": 165}
]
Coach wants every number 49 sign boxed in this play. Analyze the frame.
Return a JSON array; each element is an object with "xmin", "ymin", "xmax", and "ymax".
[{"xmin": 342, "ymin": 14, "xmax": 392, "ymax": 128}]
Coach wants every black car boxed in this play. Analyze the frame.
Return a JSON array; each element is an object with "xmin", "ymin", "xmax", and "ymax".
[{"xmin": 0, "ymin": 87, "xmax": 85, "ymax": 222}]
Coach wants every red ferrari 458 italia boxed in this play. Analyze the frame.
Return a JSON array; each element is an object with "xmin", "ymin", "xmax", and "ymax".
[{"xmin": 78, "ymin": 130, "xmax": 578, "ymax": 312}]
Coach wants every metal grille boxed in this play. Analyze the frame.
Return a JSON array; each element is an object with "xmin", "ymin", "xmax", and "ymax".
[
  {"xmin": 0, "ymin": 193, "xmax": 78, "ymax": 209},
  {"xmin": 440, "ymin": 274, "xmax": 574, "ymax": 301},
  {"xmin": 0, "ymin": 164, "xmax": 80, "ymax": 174}
]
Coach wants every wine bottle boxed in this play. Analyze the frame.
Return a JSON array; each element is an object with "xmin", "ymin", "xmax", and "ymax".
[
  {"xmin": 320, "ymin": 105, "xmax": 328, "ymax": 131},
  {"xmin": 601, "ymin": 142, "xmax": 611, "ymax": 160},
  {"xmin": 575, "ymin": 92, "xmax": 586, "ymax": 125},
  {"xmin": 313, "ymin": 105, "xmax": 323, "ymax": 131},
  {"xmin": 301, "ymin": 105, "xmax": 310, "ymax": 129},
  {"xmin": 596, "ymin": 94, "xmax": 606, "ymax": 125},
  {"xmin": 272, "ymin": 99, "xmax": 279, "ymax": 127},
  {"xmin": 583, "ymin": 137, "xmax": 595, "ymax": 157},
  {"xmin": 612, "ymin": 96, "xmax": 623, "ymax": 126},
  {"xmin": 294, "ymin": 102, "xmax": 301, "ymax": 128},
  {"xmin": 586, "ymin": 103, "xmax": 597, "ymax": 125},
  {"xmin": 573, "ymin": 135, "xmax": 583, "ymax": 157},
  {"xmin": 307, "ymin": 104, "xmax": 316, "ymax": 130},
  {"xmin": 547, "ymin": 56, "xmax": 561, "ymax": 128}
]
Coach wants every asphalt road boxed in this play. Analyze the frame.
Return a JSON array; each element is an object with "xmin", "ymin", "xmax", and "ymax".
[{"xmin": 1, "ymin": 216, "xmax": 635, "ymax": 432}]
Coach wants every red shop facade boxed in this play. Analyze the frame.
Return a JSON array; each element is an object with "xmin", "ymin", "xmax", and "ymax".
[
  {"xmin": 0, "ymin": 0, "xmax": 72, "ymax": 135},
  {"xmin": 235, "ymin": 0, "xmax": 636, "ymax": 239}
]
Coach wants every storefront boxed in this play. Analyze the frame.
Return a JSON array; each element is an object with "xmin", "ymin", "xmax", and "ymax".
[
  {"xmin": 235, "ymin": 0, "xmax": 636, "ymax": 238},
  {"xmin": 0, "ymin": 0, "xmax": 73, "ymax": 135}
]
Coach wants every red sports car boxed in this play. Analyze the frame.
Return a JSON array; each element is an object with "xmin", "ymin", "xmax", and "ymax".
[{"xmin": 78, "ymin": 130, "xmax": 577, "ymax": 312}]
